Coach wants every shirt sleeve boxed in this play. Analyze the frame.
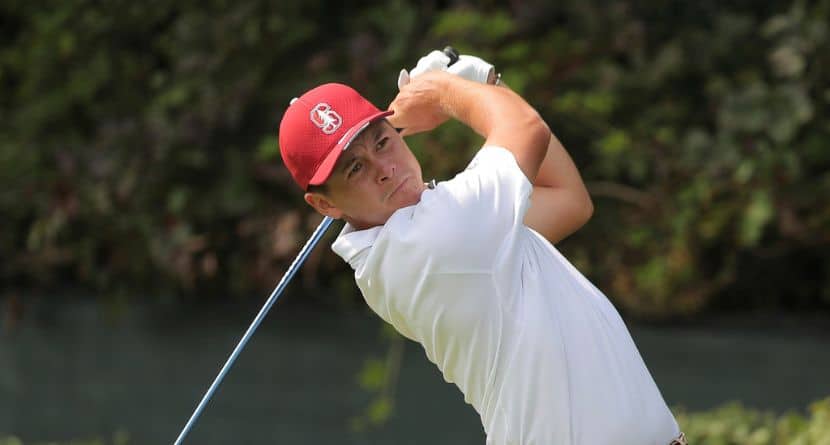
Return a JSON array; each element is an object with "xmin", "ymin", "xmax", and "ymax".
[{"xmin": 414, "ymin": 145, "xmax": 533, "ymax": 272}]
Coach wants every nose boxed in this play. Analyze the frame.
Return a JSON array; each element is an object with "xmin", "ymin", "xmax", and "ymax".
[{"xmin": 376, "ymin": 159, "xmax": 396, "ymax": 184}]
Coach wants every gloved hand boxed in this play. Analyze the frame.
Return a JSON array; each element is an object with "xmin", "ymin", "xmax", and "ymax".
[
  {"xmin": 397, "ymin": 50, "xmax": 496, "ymax": 90},
  {"xmin": 397, "ymin": 50, "xmax": 450, "ymax": 90},
  {"xmin": 446, "ymin": 54, "xmax": 496, "ymax": 85}
]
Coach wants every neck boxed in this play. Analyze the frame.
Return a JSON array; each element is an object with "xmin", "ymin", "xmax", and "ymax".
[{"xmin": 343, "ymin": 179, "xmax": 435, "ymax": 231}]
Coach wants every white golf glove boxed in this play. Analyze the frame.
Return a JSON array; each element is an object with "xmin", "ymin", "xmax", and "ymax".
[
  {"xmin": 397, "ymin": 50, "xmax": 496, "ymax": 90},
  {"xmin": 447, "ymin": 54, "xmax": 497, "ymax": 84}
]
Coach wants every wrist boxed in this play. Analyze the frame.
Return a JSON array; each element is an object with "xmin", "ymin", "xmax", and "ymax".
[
  {"xmin": 435, "ymin": 73, "xmax": 468, "ymax": 120},
  {"xmin": 436, "ymin": 74, "xmax": 488, "ymax": 126}
]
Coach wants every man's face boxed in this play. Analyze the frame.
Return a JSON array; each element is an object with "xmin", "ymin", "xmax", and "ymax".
[{"xmin": 304, "ymin": 120, "xmax": 426, "ymax": 229}]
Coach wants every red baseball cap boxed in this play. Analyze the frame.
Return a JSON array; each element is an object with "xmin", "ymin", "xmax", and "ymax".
[{"xmin": 278, "ymin": 83, "xmax": 393, "ymax": 190}]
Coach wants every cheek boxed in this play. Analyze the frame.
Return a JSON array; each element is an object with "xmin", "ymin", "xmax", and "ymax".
[
  {"xmin": 347, "ymin": 182, "xmax": 386, "ymax": 210},
  {"xmin": 394, "ymin": 181, "xmax": 423, "ymax": 208},
  {"xmin": 403, "ymin": 150, "xmax": 421, "ymax": 175}
]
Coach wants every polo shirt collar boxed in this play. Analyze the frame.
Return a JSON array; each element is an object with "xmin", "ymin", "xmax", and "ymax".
[
  {"xmin": 330, "ymin": 180, "xmax": 435, "ymax": 269},
  {"xmin": 331, "ymin": 222, "xmax": 382, "ymax": 268}
]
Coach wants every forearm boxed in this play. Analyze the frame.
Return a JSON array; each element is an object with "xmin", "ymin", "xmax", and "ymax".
[
  {"xmin": 391, "ymin": 57, "xmax": 591, "ymax": 242},
  {"xmin": 436, "ymin": 75, "xmax": 550, "ymax": 181}
]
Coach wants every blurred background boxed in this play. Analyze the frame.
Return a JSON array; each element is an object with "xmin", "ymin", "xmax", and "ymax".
[{"xmin": 1, "ymin": 0, "xmax": 829, "ymax": 443}]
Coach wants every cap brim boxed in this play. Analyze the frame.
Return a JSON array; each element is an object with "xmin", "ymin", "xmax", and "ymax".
[{"xmin": 307, "ymin": 110, "xmax": 394, "ymax": 188}]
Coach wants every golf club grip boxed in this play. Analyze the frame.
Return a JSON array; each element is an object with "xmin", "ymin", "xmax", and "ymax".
[
  {"xmin": 442, "ymin": 46, "xmax": 497, "ymax": 84},
  {"xmin": 443, "ymin": 46, "xmax": 460, "ymax": 66}
]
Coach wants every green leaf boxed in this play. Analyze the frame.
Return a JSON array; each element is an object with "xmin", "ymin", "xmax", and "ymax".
[
  {"xmin": 257, "ymin": 135, "xmax": 280, "ymax": 161},
  {"xmin": 634, "ymin": 258, "xmax": 668, "ymax": 298},
  {"xmin": 739, "ymin": 191, "xmax": 774, "ymax": 246},
  {"xmin": 431, "ymin": 10, "xmax": 515, "ymax": 42},
  {"xmin": 357, "ymin": 358, "xmax": 386, "ymax": 391},
  {"xmin": 166, "ymin": 186, "xmax": 190, "ymax": 214},
  {"xmin": 769, "ymin": 45, "xmax": 805, "ymax": 78},
  {"xmin": 367, "ymin": 396, "xmax": 393, "ymax": 425},
  {"xmin": 599, "ymin": 130, "xmax": 630, "ymax": 155}
]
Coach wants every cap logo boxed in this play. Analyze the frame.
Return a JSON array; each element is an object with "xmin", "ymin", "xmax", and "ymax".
[{"xmin": 309, "ymin": 103, "xmax": 342, "ymax": 135}]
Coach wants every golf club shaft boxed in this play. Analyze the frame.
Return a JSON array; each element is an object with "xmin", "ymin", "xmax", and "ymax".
[
  {"xmin": 174, "ymin": 215, "xmax": 335, "ymax": 445},
  {"xmin": 174, "ymin": 46, "xmax": 460, "ymax": 444}
]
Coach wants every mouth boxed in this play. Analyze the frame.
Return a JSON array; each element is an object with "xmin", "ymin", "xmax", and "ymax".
[{"xmin": 387, "ymin": 176, "xmax": 410, "ymax": 201}]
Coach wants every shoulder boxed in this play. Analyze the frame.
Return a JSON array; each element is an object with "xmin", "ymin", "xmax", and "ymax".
[
  {"xmin": 415, "ymin": 145, "xmax": 532, "ymax": 239},
  {"xmin": 443, "ymin": 145, "xmax": 532, "ymax": 211},
  {"xmin": 357, "ymin": 145, "xmax": 532, "ymax": 275}
]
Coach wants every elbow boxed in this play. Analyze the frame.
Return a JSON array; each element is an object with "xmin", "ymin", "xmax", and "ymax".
[
  {"xmin": 568, "ymin": 188, "xmax": 594, "ymax": 232},
  {"xmin": 582, "ymin": 192, "xmax": 594, "ymax": 225},
  {"xmin": 579, "ymin": 192, "xmax": 594, "ymax": 226}
]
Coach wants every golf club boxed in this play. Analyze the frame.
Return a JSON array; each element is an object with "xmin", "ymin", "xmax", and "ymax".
[
  {"xmin": 172, "ymin": 46, "xmax": 461, "ymax": 445},
  {"xmin": 173, "ymin": 215, "xmax": 334, "ymax": 445}
]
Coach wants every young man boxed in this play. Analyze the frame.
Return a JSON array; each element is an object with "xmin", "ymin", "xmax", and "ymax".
[{"xmin": 278, "ymin": 56, "xmax": 686, "ymax": 444}]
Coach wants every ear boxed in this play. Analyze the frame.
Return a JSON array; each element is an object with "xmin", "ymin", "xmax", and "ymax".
[{"xmin": 304, "ymin": 192, "xmax": 343, "ymax": 219}]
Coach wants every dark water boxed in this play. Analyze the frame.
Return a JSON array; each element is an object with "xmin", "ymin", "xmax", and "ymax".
[{"xmin": 1, "ymin": 297, "xmax": 829, "ymax": 444}]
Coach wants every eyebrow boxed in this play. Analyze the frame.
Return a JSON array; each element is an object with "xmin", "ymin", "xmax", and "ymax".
[
  {"xmin": 337, "ymin": 121, "xmax": 387, "ymax": 174},
  {"xmin": 371, "ymin": 121, "xmax": 385, "ymax": 140},
  {"xmin": 360, "ymin": 120, "xmax": 386, "ymax": 145}
]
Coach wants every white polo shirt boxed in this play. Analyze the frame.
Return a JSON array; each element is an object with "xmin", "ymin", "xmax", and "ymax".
[{"xmin": 332, "ymin": 146, "xmax": 680, "ymax": 444}]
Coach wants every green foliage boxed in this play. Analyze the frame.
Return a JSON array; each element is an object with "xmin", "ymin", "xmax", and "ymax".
[
  {"xmin": 675, "ymin": 398, "xmax": 830, "ymax": 444},
  {"xmin": 1, "ymin": 1, "xmax": 828, "ymax": 316},
  {"xmin": 351, "ymin": 324, "xmax": 405, "ymax": 431}
]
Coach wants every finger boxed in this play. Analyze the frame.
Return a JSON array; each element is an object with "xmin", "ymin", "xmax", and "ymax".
[
  {"xmin": 397, "ymin": 69, "xmax": 410, "ymax": 91},
  {"xmin": 399, "ymin": 126, "xmax": 419, "ymax": 137},
  {"xmin": 410, "ymin": 50, "xmax": 451, "ymax": 78},
  {"xmin": 385, "ymin": 108, "xmax": 402, "ymax": 128},
  {"xmin": 446, "ymin": 55, "xmax": 494, "ymax": 84}
]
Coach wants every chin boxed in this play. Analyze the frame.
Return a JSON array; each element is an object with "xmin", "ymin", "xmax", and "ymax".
[{"xmin": 396, "ymin": 186, "xmax": 423, "ymax": 209}]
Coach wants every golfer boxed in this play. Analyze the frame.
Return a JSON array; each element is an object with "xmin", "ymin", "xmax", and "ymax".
[{"xmin": 278, "ymin": 52, "xmax": 686, "ymax": 445}]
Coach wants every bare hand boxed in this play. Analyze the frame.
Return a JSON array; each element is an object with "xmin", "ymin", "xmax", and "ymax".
[{"xmin": 386, "ymin": 71, "xmax": 454, "ymax": 137}]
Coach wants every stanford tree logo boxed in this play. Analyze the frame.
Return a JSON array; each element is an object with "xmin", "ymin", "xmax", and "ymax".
[{"xmin": 309, "ymin": 103, "xmax": 342, "ymax": 135}]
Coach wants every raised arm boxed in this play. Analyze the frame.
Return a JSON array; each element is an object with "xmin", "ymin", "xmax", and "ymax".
[
  {"xmin": 387, "ymin": 71, "xmax": 550, "ymax": 182},
  {"xmin": 387, "ymin": 70, "xmax": 592, "ymax": 243}
]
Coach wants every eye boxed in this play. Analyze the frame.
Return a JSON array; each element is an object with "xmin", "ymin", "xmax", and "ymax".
[
  {"xmin": 348, "ymin": 161, "xmax": 363, "ymax": 178},
  {"xmin": 375, "ymin": 137, "xmax": 388, "ymax": 150}
]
